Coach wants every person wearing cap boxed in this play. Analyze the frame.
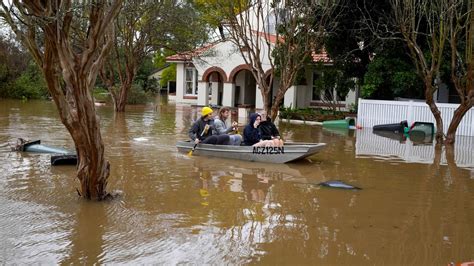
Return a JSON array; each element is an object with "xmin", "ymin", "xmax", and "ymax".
[{"xmin": 188, "ymin": 106, "xmax": 230, "ymax": 145}]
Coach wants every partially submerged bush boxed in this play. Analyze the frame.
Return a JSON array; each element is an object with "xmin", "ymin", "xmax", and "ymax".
[
  {"xmin": 127, "ymin": 84, "xmax": 153, "ymax": 105},
  {"xmin": 93, "ymin": 87, "xmax": 111, "ymax": 103},
  {"xmin": 0, "ymin": 61, "xmax": 48, "ymax": 100}
]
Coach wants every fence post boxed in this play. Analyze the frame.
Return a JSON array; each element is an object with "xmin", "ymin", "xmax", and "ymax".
[
  {"xmin": 407, "ymin": 100, "xmax": 414, "ymax": 126},
  {"xmin": 357, "ymin": 98, "xmax": 362, "ymax": 127}
]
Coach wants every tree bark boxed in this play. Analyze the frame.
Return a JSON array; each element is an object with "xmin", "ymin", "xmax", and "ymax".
[
  {"xmin": 44, "ymin": 47, "xmax": 111, "ymax": 200},
  {"xmin": 424, "ymin": 80, "xmax": 445, "ymax": 144},
  {"xmin": 445, "ymin": 102, "xmax": 472, "ymax": 144},
  {"xmin": 70, "ymin": 88, "xmax": 110, "ymax": 200},
  {"xmin": 254, "ymin": 72, "xmax": 271, "ymax": 115},
  {"xmin": 114, "ymin": 82, "xmax": 131, "ymax": 112},
  {"xmin": 260, "ymin": 85, "xmax": 270, "ymax": 115},
  {"xmin": 270, "ymin": 89, "xmax": 286, "ymax": 121}
]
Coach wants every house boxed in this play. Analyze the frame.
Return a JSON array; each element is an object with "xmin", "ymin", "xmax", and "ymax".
[
  {"xmin": 166, "ymin": 39, "xmax": 358, "ymax": 111},
  {"xmin": 165, "ymin": 5, "xmax": 358, "ymax": 111},
  {"xmin": 148, "ymin": 63, "xmax": 173, "ymax": 93}
]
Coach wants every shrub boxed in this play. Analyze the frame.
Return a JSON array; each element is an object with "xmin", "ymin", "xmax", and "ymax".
[
  {"xmin": 279, "ymin": 107, "xmax": 350, "ymax": 122},
  {"xmin": 9, "ymin": 62, "xmax": 48, "ymax": 99},
  {"xmin": 127, "ymin": 84, "xmax": 152, "ymax": 105},
  {"xmin": 93, "ymin": 87, "xmax": 111, "ymax": 103}
]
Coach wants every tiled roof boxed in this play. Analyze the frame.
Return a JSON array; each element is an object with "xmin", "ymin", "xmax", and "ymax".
[
  {"xmin": 166, "ymin": 33, "xmax": 331, "ymax": 64},
  {"xmin": 165, "ymin": 42, "xmax": 220, "ymax": 62},
  {"xmin": 311, "ymin": 50, "xmax": 331, "ymax": 63}
]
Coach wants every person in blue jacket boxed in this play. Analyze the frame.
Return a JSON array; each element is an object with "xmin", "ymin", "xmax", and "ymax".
[
  {"xmin": 243, "ymin": 113, "xmax": 262, "ymax": 146},
  {"xmin": 244, "ymin": 112, "xmax": 282, "ymax": 147}
]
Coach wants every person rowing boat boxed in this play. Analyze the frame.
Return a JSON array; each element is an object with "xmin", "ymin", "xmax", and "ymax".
[{"xmin": 188, "ymin": 107, "xmax": 230, "ymax": 156}]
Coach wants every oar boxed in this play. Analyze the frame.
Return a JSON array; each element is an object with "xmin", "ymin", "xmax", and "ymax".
[
  {"xmin": 187, "ymin": 142, "xmax": 199, "ymax": 156},
  {"xmin": 188, "ymin": 125, "xmax": 209, "ymax": 156}
]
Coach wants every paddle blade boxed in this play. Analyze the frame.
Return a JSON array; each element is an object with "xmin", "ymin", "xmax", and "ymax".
[{"xmin": 188, "ymin": 143, "xmax": 198, "ymax": 156}]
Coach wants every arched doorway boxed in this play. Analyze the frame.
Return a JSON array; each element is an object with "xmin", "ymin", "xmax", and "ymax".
[
  {"xmin": 229, "ymin": 65, "xmax": 256, "ymax": 108},
  {"xmin": 201, "ymin": 67, "xmax": 227, "ymax": 106}
]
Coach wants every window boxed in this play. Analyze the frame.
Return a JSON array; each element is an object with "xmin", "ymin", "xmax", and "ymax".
[
  {"xmin": 312, "ymin": 71, "xmax": 336, "ymax": 101},
  {"xmin": 185, "ymin": 67, "xmax": 198, "ymax": 95},
  {"xmin": 312, "ymin": 72, "xmax": 321, "ymax": 100},
  {"xmin": 324, "ymin": 87, "xmax": 333, "ymax": 101}
]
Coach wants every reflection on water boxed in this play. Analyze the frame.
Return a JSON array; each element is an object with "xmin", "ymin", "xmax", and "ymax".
[
  {"xmin": 356, "ymin": 129, "xmax": 474, "ymax": 168},
  {"xmin": 0, "ymin": 98, "xmax": 473, "ymax": 264}
]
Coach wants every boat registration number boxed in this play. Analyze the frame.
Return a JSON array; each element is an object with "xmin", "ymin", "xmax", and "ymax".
[{"xmin": 252, "ymin": 146, "xmax": 285, "ymax": 154}]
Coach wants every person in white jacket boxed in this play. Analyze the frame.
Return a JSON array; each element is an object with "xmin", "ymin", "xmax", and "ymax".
[{"xmin": 213, "ymin": 106, "xmax": 242, "ymax": 145}]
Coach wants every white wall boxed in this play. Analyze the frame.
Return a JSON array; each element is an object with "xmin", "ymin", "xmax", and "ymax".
[
  {"xmin": 193, "ymin": 40, "xmax": 273, "ymax": 80},
  {"xmin": 176, "ymin": 63, "xmax": 185, "ymax": 101},
  {"xmin": 345, "ymin": 90, "xmax": 357, "ymax": 106},
  {"xmin": 172, "ymin": 63, "xmax": 200, "ymax": 104}
]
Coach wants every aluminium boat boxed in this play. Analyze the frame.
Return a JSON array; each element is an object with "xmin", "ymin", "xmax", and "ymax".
[{"xmin": 176, "ymin": 141, "xmax": 326, "ymax": 163}]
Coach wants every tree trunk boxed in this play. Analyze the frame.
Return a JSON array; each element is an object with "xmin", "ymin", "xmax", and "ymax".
[
  {"xmin": 424, "ymin": 81, "xmax": 444, "ymax": 144},
  {"xmin": 270, "ymin": 90, "xmax": 286, "ymax": 122},
  {"xmin": 426, "ymin": 100, "xmax": 444, "ymax": 143},
  {"xmin": 445, "ymin": 102, "xmax": 471, "ymax": 144},
  {"xmin": 257, "ymin": 80, "xmax": 271, "ymax": 115},
  {"xmin": 270, "ymin": 104, "xmax": 279, "ymax": 122},
  {"xmin": 114, "ymin": 82, "xmax": 131, "ymax": 112},
  {"xmin": 261, "ymin": 91, "xmax": 270, "ymax": 116},
  {"xmin": 73, "ymin": 100, "xmax": 110, "ymax": 200},
  {"xmin": 108, "ymin": 64, "xmax": 136, "ymax": 113},
  {"xmin": 45, "ymin": 71, "xmax": 110, "ymax": 200}
]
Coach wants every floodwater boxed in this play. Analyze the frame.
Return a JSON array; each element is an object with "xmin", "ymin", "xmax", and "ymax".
[{"xmin": 0, "ymin": 98, "xmax": 473, "ymax": 265}]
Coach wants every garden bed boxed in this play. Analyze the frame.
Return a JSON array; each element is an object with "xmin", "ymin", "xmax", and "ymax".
[{"xmin": 279, "ymin": 107, "xmax": 356, "ymax": 122}]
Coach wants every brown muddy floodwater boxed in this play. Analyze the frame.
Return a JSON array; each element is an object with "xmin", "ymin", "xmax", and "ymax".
[{"xmin": 0, "ymin": 98, "xmax": 473, "ymax": 265}]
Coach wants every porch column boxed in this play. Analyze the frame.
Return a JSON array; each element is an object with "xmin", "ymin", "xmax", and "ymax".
[
  {"xmin": 223, "ymin": 82, "xmax": 235, "ymax": 107},
  {"xmin": 176, "ymin": 64, "xmax": 185, "ymax": 102},
  {"xmin": 255, "ymin": 85, "xmax": 264, "ymax": 109},
  {"xmin": 210, "ymin": 81, "xmax": 219, "ymax": 105},
  {"xmin": 284, "ymin": 85, "xmax": 297, "ymax": 108},
  {"xmin": 197, "ymin": 81, "xmax": 209, "ymax": 106}
]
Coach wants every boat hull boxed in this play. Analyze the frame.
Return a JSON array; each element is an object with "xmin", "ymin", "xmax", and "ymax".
[{"xmin": 176, "ymin": 141, "xmax": 326, "ymax": 163}]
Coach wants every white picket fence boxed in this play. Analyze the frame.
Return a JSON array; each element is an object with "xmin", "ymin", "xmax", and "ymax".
[{"xmin": 357, "ymin": 99, "xmax": 474, "ymax": 137}]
